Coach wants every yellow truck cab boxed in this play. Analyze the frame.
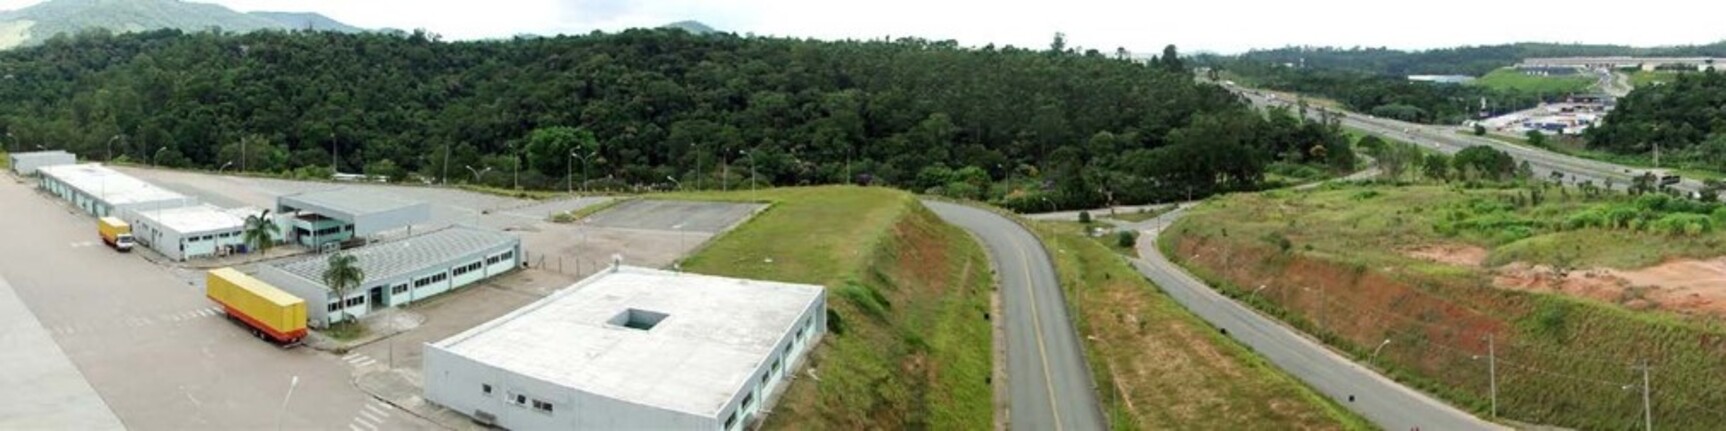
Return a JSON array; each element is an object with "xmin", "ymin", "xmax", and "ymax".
[{"xmin": 97, "ymin": 217, "xmax": 134, "ymax": 252}]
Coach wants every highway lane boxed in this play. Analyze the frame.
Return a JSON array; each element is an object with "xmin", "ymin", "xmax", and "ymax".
[
  {"xmin": 923, "ymin": 200, "xmax": 1105, "ymax": 431},
  {"xmin": 1232, "ymin": 85, "xmax": 1703, "ymax": 194},
  {"xmin": 1130, "ymin": 207, "xmax": 1501, "ymax": 431}
]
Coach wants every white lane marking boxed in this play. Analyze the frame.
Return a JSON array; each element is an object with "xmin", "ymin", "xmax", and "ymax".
[
  {"xmin": 348, "ymin": 424, "xmax": 366, "ymax": 431},
  {"xmin": 364, "ymin": 403, "xmax": 390, "ymax": 418},
  {"xmin": 342, "ymin": 353, "xmax": 363, "ymax": 361},
  {"xmin": 352, "ymin": 415, "xmax": 379, "ymax": 431},
  {"xmin": 351, "ymin": 357, "xmax": 378, "ymax": 368},
  {"xmin": 358, "ymin": 409, "xmax": 383, "ymax": 424}
]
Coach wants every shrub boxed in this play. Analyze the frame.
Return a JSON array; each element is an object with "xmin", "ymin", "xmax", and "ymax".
[
  {"xmin": 1116, "ymin": 230, "xmax": 1138, "ymax": 248},
  {"xmin": 837, "ymin": 281, "xmax": 890, "ymax": 319},
  {"xmin": 1078, "ymin": 210, "xmax": 1092, "ymax": 224},
  {"xmin": 1261, "ymin": 231, "xmax": 1292, "ymax": 253},
  {"xmin": 1651, "ymin": 213, "xmax": 1715, "ymax": 236}
]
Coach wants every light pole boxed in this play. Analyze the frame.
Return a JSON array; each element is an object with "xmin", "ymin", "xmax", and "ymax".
[
  {"xmin": 1628, "ymin": 360, "xmax": 1652, "ymax": 431},
  {"xmin": 441, "ymin": 142, "xmax": 451, "ymax": 185},
  {"xmin": 274, "ymin": 375, "xmax": 300, "ymax": 431},
  {"xmin": 1370, "ymin": 338, "xmax": 1392, "ymax": 364},
  {"xmin": 1250, "ymin": 284, "xmax": 1269, "ymax": 300},
  {"xmin": 1472, "ymin": 334, "xmax": 1498, "ymax": 418},
  {"xmin": 741, "ymin": 149, "xmax": 758, "ymax": 193},
  {"xmin": 666, "ymin": 175, "xmax": 682, "ymax": 191},
  {"xmin": 5, "ymin": 132, "xmax": 12, "ymax": 153},
  {"xmin": 463, "ymin": 165, "xmax": 492, "ymax": 184},
  {"xmin": 570, "ymin": 150, "xmax": 597, "ymax": 193},
  {"xmin": 152, "ymin": 147, "xmax": 167, "ymax": 167},
  {"xmin": 218, "ymin": 161, "xmax": 234, "ymax": 174},
  {"xmin": 511, "ymin": 143, "xmax": 521, "ymax": 190},
  {"xmin": 691, "ymin": 142, "xmax": 702, "ymax": 191}
]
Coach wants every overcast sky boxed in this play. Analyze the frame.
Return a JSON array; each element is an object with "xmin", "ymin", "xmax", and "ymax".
[{"xmin": 1, "ymin": 0, "xmax": 1721, "ymax": 54}]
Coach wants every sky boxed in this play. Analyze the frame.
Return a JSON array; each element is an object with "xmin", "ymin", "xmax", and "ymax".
[{"xmin": 0, "ymin": 0, "xmax": 1722, "ymax": 54}]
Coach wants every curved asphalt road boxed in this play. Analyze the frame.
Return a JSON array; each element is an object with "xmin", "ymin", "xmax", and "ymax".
[
  {"xmin": 1130, "ymin": 207, "xmax": 1500, "ymax": 430},
  {"xmin": 923, "ymin": 200, "xmax": 1105, "ymax": 431}
]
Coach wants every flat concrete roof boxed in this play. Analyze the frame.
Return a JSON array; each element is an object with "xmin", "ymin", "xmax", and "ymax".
[
  {"xmin": 266, "ymin": 225, "xmax": 518, "ymax": 288},
  {"xmin": 8, "ymin": 150, "xmax": 74, "ymax": 162},
  {"xmin": 37, "ymin": 164, "xmax": 190, "ymax": 207},
  {"xmin": 432, "ymin": 266, "xmax": 824, "ymax": 418},
  {"xmin": 136, "ymin": 204, "xmax": 244, "ymax": 235}
]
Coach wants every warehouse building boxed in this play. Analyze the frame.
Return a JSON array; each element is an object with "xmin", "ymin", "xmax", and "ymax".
[
  {"xmin": 8, "ymin": 150, "xmax": 75, "ymax": 175},
  {"xmin": 37, "ymin": 164, "xmax": 197, "ymax": 220},
  {"xmin": 253, "ymin": 225, "xmax": 519, "ymax": 327},
  {"xmin": 276, "ymin": 188, "xmax": 431, "ymax": 250},
  {"xmin": 424, "ymin": 266, "xmax": 827, "ymax": 430},
  {"xmin": 132, "ymin": 204, "xmax": 276, "ymax": 261}
]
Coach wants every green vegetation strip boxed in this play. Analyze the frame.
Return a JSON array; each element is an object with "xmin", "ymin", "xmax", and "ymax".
[
  {"xmin": 1031, "ymin": 220, "xmax": 1369, "ymax": 430},
  {"xmin": 1164, "ymin": 183, "xmax": 1726, "ymax": 430},
  {"xmin": 679, "ymin": 186, "xmax": 992, "ymax": 429},
  {"xmin": 1471, "ymin": 68, "xmax": 1594, "ymax": 94}
]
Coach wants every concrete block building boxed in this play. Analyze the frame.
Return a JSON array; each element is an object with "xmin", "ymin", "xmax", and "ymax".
[
  {"xmin": 254, "ymin": 225, "xmax": 519, "ymax": 327},
  {"xmin": 276, "ymin": 188, "xmax": 430, "ymax": 250},
  {"xmin": 132, "ymin": 204, "xmax": 255, "ymax": 261},
  {"xmin": 8, "ymin": 150, "xmax": 75, "ymax": 175},
  {"xmin": 37, "ymin": 164, "xmax": 197, "ymax": 221},
  {"xmin": 424, "ymin": 266, "xmax": 827, "ymax": 430}
]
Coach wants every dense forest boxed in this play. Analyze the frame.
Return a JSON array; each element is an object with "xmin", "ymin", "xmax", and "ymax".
[
  {"xmin": 0, "ymin": 28, "xmax": 1355, "ymax": 211},
  {"xmin": 1220, "ymin": 42, "xmax": 1726, "ymax": 76},
  {"xmin": 1211, "ymin": 59, "xmax": 1544, "ymax": 124},
  {"xmin": 1587, "ymin": 71, "xmax": 1726, "ymax": 163}
]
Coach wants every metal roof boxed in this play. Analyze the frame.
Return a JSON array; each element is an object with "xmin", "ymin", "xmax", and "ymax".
[
  {"xmin": 37, "ymin": 163, "xmax": 191, "ymax": 206},
  {"xmin": 266, "ymin": 225, "xmax": 517, "ymax": 288},
  {"xmin": 278, "ymin": 187, "xmax": 421, "ymax": 219},
  {"xmin": 432, "ymin": 266, "xmax": 824, "ymax": 418},
  {"xmin": 9, "ymin": 150, "xmax": 74, "ymax": 163},
  {"xmin": 137, "ymin": 204, "xmax": 245, "ymax": 235}
]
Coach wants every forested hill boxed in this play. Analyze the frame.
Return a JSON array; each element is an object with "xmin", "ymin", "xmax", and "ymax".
[
  {"xmin": 1587, "ymin": 71, "xmax": 1726, "ymax": 163},
  {"xmin": 1229, "ymin": 42, "xmax": 1726, "ymax": 76},
  {"xmin": 0, "ymin": 0, "xmax": 363, "ymax": 50},
  {"xmin": 0, "ymin": 29, "xmax": 1354, "ymax": 210}
]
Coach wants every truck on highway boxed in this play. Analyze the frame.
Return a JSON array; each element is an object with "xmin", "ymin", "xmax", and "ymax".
[
  {"xmin": 97, "ymin": 217, "xmax": 134, "ymax": 252},
  {"xmin": 206, "ymin": 268, "xmax": 307, "ymax": 346}
]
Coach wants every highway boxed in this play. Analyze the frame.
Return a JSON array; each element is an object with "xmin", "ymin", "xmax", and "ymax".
[
  {"xmin": 1234, "ymin": 85, "xmax": 1702, "ymax": 195},
  {"xmin": 923, "ymin": 201, "xmax": 1105, "ymax": 431}
]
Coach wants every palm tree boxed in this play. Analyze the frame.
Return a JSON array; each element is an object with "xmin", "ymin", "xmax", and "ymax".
[
  {"xmin": 322, "ymin": 253, "xmax": 365, "ymax": 326},
  {"xmin": 241, "ymin": 209, "xmax": 278, "ymax": 254}
]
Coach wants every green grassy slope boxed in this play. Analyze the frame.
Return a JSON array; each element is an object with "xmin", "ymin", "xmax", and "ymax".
[{"xmin": 1471, "ymin": 68, "xmax": 1593, "ymax": 94}]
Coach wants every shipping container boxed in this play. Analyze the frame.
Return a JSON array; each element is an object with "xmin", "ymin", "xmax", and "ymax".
[{"xmin": 206, "ymin": 268, "xmax": 307, "ymax": 345}]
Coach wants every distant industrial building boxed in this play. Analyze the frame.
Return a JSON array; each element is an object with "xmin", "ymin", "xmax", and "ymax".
[
  {"xmin": 1518, "ymin": 57, "xmax": 1722, "ymax": 71},
  {"xmin": 276, "ymin": 188, "xmax": 430, "ymax": 250},
  {"xmin": 8, "ymin": 150, "xmax": 75, "ymax": 175},
  {"xmin": 1407, "ymin": 74, "xmax": 1475, "ymax": 84},
  {"xmin": 254, "ymin": 225, "xmax": 519, "ymax": 327},
  {"xmin": 37, "ymin": 164, "xmax": 197, "ymax": 221},
  {"xmin": 424, "ymin": 266, "xmax": 826, "ymax": 430},
  {"xmin": 133, "ymin": 204, "xmax": 286, "ymax": 261}
]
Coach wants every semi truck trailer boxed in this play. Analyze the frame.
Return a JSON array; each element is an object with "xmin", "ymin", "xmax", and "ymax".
[
  {"xmin": 97, "ymin": 217, "xmax": 134, "ymax": 252},
  {"xmin": 206, "ymin": 268, "xmax": 307, "ymax": 345}
]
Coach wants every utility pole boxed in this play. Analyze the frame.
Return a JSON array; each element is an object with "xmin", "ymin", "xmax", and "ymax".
[
  {"xmin": 1484, "ymin": 334, "xmax": 1498, "ymax": 418},
  {"xmin": 241, "ymin": 135, "xmax": 247, "ymax": 173},
  {"xmin": 1633, "ymin": 360, "xmax": 1653, "ymax": 431},
  {"xmin": 441, "ymin": 143, "xmax": 450, "ymax": 185}
]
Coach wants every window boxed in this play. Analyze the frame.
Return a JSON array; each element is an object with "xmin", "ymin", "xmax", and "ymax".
[
  {"xmin": 487, "ymin": 256, "xmax": 499, "ymax": 264},
  {"xmin": 392, "ymin": 284, "xmax": 408, "ymax": 295},
  {"xmin": 201, "ymin": 235, "xmax": 214, "ymax": 241},
  {"xmin": 414, "ymin": 277, "xmax": 431, "ymax": 288},
  {"xmin": 724, "ymin": 411, "xmax": 738, "ymax": 430},
  {"xmin": 532, "ymin": 399, "xmax": 554, "ymax": 413},
  {"xmin": 771, "ymin": 358, "xmax": 781, "ymax": 376},
  {"xmin": 346, "ymin": 296, "xmax": 364, "ymax": 307},
  {"xmin": 481, "ymin": 384, "xmax": 492, "ymax": 395},
  {"xmin": 431, "ymin": 273, "xmax": 447, "ymax": 283},
  {"xmin": 761, "ymin": 370, "xmax": 771, "ymax": 385},
  {"xmin": 328, "ymin": 302, "xmax": 341, "ymax": 312},
  {"xmin": 500, "ymin": 251, "xmax": 513, "ymax": 261},
  {"xmin": 514, "ymin": 394, "xmax": 527, "ymax": 406},
  {"xmin": 453, "ymin": 266, "xmax": 466, "ymax": 276},
  {"xmin": 742, "ymin": 392, "xmax": 755, "ymax": 410}
]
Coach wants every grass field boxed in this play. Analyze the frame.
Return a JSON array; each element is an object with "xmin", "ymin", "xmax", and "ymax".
[
  {"xmin": 1630, "ymin": 70, "xmax": 1684, "ymax": 87},
  {"xmin": 1163, "ymin": 183, "xmax": 1726, "ymax": 430},
  {"xmin": 1032, "ymin": 220, "xmax": 1369, "ymax": 430},
  {"xmin": 1100, "ymin": 206, "xmax": 1173, "ymax": 223},
  {"xmin": 1472, "ymin": 68, "xmax": 1594, "ymax": 94},
  {"xmin": 676, "ymin": 186, "xmax": 993, "ymax": 430}
]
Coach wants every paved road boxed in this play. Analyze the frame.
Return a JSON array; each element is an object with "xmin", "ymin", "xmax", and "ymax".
[
  {"xmin": 1130, "ymin": 207, "xmax": 1501, "ymax": 431},
  {"xmin": 1231, "ymin": 85, "xmax": 1702, "ymax": 194},
  {"xmin": 923, "ymin": 201, "xmax": 1105, "ymax": 431}
]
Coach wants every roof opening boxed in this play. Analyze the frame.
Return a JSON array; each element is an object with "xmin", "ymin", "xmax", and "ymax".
[{"xmin": 610, "ymin": 308, "xmax": 669, "ymax": 331}]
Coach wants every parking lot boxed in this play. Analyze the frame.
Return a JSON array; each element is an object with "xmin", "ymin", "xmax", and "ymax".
[{"xmin": 1, "ymin": 167, "xmax": 766, "ymax": 429}]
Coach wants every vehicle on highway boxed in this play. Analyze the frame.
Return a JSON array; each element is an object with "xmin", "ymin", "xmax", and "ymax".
[
  {"xmin": 206, "ymin": 268, "xmax": 308, "ymax": 346},
  {"xmin": 97, "ymin": 217, "xmax": 135, "ymax": 252}
]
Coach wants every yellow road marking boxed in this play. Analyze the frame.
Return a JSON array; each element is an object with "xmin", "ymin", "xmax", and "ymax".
[{"xmin": 1011, "ymin": 235, "xmax": 1064, "ymax": 431}]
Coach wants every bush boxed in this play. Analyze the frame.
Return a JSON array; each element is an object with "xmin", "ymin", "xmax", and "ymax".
[
  {"xmin": 1078, "ymin": 210, "xmax": 1092, "ymax": 224},
  {"xmin": 1651, "ymin": 213, "xmax": 1715, "ymax": 236},
  {"xmin": 837, "ymin": 281, "xmax": 891, "ymax": 319},
  {"xmin": 1116, "ymin": 230, "xmax": 1137, "ymax": 248}
]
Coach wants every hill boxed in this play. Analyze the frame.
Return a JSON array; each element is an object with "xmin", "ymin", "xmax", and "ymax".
[
  {"xmin": 661, "ymin": 20, "xmax": 716, "ymax": 34},
  {"xmin": 0, "ymin": 0, "xmax": 361, "ymax": 49},
  {"xmin": 247, "ymin": 11, "xmax": 363, "ymax": 33}
]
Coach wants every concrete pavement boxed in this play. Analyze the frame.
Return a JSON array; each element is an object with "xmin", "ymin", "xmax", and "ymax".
[
  {"xmin": 0, "ymin": 273, "xmax": 124, "ymax": 430},
  {"xmin": 1131, "ymin": 207, "xmax": 1501, "ymax": 431},
  {"xmin": 924, "ymin": 201, "xmax": 1105, "ymax": 431}
]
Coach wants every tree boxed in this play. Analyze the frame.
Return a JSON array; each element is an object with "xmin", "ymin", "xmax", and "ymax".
[
  {"xmin": 1160, "ymin": 44, "xmax": 1184, "ymax": 73},
  {"xmin": 240, "ymin": 209, "xmax": 278, "ymax": 254},
  {"xmin": 1422, "ymin": 153, "xmax": 1452, "ymax": 181},
  {"xmin": 1452, "ymin": 146, "xmax": 1516, "ymax": 181},
  {"xmin": 322, "ymin": 253, "xmax": 366, "ymax": 327},
  {"xmin": 1525, "ymin": 130, "xmax": 1547, "ymax": 148},
  {"xmin": 1116, "ymin": 230, "xmax": 1137, "ymax": 248},
  {"xmin": 1078, "ymin": 210, "xmax": 1092, "ymax": 224},
  {"xmin": 1473, "ymin": 124, "xmax": 1487, "ymax": 136}
]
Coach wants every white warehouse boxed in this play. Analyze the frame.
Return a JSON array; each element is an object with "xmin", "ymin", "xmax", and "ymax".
[
  {"xmin": 132, "ymin": 204, "xmax": 284, "ymax": 261},
  {"xmin": 8, "ymin": 150, "xmax": 75, "ymax": 175},
  {"xmin": 424, "ymin": 265, "xmax": 827, "ymax": 431},
  {"xmin": 37, "ymin": 163, "xmax": 197, "ymax": 220},
  {"xmin": 254, "ymin": 225, "xmax": 520, "ymax": 327}
]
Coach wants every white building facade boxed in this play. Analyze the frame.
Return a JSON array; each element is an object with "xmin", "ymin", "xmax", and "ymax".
[
  {"xmin": 132, "ymin": 204, "xmax": 254, "ymax": 261},
  {"xmin": 424, "ymin": 266, "xmax": 826, "ymax": 430},
  {"xmin": 37, "ymin": 164, "xmax": 197, "ymax": 221},
  {"xmin": 253, "ymin": 225, "xmax": 520, "ymax": 327}
]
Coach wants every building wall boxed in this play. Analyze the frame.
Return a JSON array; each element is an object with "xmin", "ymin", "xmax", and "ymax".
[
  {"xmin": 711, "ymin": 293, "xmax": 827, "ymax": 430},
  {"xmin": 36, "ymin": 175, "xmax": 196, "ymax": 221},
  {"xmin": 9, "ymin": 152, "xmax": 75, "ymax": 175},
  {"xmin": 254, "ymin": 242, "xmax": 521, "ymax": 328},
  {"xmin": 424, "ymin": 345, "xmax": 720, "ymax": 430}
]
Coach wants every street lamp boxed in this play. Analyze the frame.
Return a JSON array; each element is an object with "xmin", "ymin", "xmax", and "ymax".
[
  {"xmin": 666, "ymin": 175, "xmax": 682, "ymax": 190},
  {"xmin": 152, "ymin": 147, "xmax": 167, "ymax": 167},
  {"xmin": 1472, "ymin": 334, "xmax": 1498, "ymax": 418},
  {"xmin": 740, "ymin": 149, "xmax": 758, "ymax": 193},
  {"xmin": 106, "ymin": 135, "xmax": 123, "ymax": 162},
  {"xmin": 570, "ymin": 150, "xmax": 597, "ymax": 194},
  {"xmin": 1370, "ymin": 338, "xmax": 1392, "ymax": 364},
  {"xmin": 463, "ymin": 165, "xmax": 492, "ymax": 184},
  {"xmin": 691, "ymin": 142, "xmax": 702, "ymax": 191},
  {"xmin": 218, "ymin": 161, "xmax": 234, "ymax": 174}
]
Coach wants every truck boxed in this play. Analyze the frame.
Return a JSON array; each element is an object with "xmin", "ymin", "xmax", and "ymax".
[
  {"xmin": 206, "ymin": 268, "xmax": 307, "ymax": 346},
  {"xmin": 97, "ymin": 217, "xmax": 134, "ymax": 252}
]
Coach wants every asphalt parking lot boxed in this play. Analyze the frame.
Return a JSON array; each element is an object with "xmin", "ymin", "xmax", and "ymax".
[{"xmin": 585, "ymin": 199, "xmax": 761, "ymax": 233}]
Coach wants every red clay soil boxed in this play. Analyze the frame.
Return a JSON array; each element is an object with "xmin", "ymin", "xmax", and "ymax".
[
  {"xmin": 1404, "ymin": 244, "xmax": 1488, "ymax": 267},
  {"xmin": 1493, "ymin": 258, "xmax": 1726, "ymax": 317}
]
